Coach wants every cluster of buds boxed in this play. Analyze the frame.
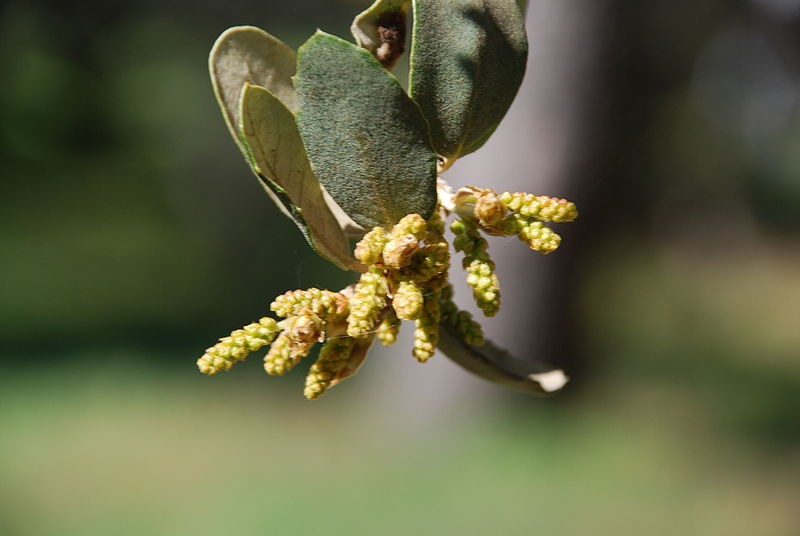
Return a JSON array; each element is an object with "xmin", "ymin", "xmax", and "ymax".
[
  {"xmin": 265, "ymin": 288, "xmax": 371, "ymax": 399},
  {"xmin": 196, "ymin": 212, "xmax": 451, "ymax": 398},
  {"xmin": 453, "ymin": 186, "xmax": 576, "ymax": 251},
  {"xmin": 444, "ymin": 185, "xmax": 578, "ymax": 316},
  {"xmin": 349, "ymin": 212, "xmax": 450, "ymax": 363},
  {"xmin": 197, "ymin": 185, "xmax": 577, "ymax": 399}
]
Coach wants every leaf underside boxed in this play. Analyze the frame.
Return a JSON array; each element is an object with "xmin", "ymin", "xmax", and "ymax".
[
  {"xmin": 209, "ymin": 26, "xmax": 298, "ymax": 155},
  {"xmin": 409, "ymin": 0, "xmax": 528, "ymax": 163},
  {"xmin": 210, "ymin": 26, "xmax": 298, "ymax": 217},
  {"xmin": 210, "ymin": 26, "xmax": 360, "ymax": 270},
  {"xmin": 240, "ymin": 84, "xmax": 359, "ymax": 271},
  {"xmin": 437, "ymin": 324, "xmax": 568, "ymax": 395},
  {"xmin": 294, "ymin": 31, "xmax": 437, "ymax": 229}
]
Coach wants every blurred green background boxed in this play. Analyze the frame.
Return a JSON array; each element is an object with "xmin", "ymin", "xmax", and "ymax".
[{"xmin": 1, "ymin": 1, "xmax": 798, "ymax": 534}]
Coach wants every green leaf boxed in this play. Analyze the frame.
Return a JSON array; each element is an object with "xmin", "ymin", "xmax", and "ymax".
[
  {"xmin": 438, "ymin": 324, "xmax": 568, "ymax": 395},
  {"xmin": 351, "ymin": 0, "xmax": 410, "ymax": 69},
  {"xmin": 240, "ymin": 84, "xmax": 360, "ymax": 271},
  {"xmin": 294, "ymin": 31, "xmax": 437, "ymax": 229},
  {"xmin": 409, "ymin": 0, "xmax": 528, "ymax": 166}
]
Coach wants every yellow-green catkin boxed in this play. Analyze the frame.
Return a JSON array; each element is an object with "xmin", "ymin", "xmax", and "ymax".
[
  {"xmin": 270, "ymin": 288, "xmax": 348, "ymax": 321},
  {"xmin": 377, "ymin": 308, "xmax": 400, "ymax": 346},
  {"xmin": 347, "ymin": 266, "xmax": 390, "ymax": 338},
  {"xmin": 513, "ymin": 215, "xmax": 561, "ymax": 254},
  {"xmin": 383, "ymin": 214, "xmax": 427, "ymax": 269},
  {"xmin": 392, "ymin": 213, "xmax": 428, "ymax": 239},
  {"xmin": 197, "ymin": 317, "xmax": 280, "ymax": 374},
  {"xmin": 392, "ymin": 280, "xmax": 424, "ymax": 320},
  {"xmin": 402, "ymin": 209, "xmax": 450, "ymax": 284},
  {"xmin": 304, "ymin": 336, "xmax": 356, "ymax": 400},
  {"xmin": 264, "ymin": 314, "xmax": 322, "ymax": 375},
  {"xmin": 413, "ymin": 291, "xmax": 441, "ymax": 362},
  {"xmin": 439, "ymin": 284, "xmax": 484, "ymax": 346},
  {"xmin": 499, "ymin": 192, "xmax": 578, "ymax": 223},
  {"xmin": 450, "ymin": 218, "xmax": 501, "ymax": 317},
  {"xmin": 354, "ymin": 226, "xmax": 388, "ymax": 265}
]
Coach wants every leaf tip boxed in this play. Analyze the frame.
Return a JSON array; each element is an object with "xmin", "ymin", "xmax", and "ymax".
[{"xmin": 528, "ymin": 370, "xmax": 569, "ymax": 393}]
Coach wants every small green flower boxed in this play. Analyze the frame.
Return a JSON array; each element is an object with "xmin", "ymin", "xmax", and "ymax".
[
  {"xmin": 390, "ymin": 213, "xmax": 428, "ymax": 240},
  {"xmin": 440, "ymin": 284, "xmax": 484, "ymax": 346},
  {"xmin": 401, "ymin": 209, "xmax": 450, "ymax": 283},
  {"xmin": 499, "ymin": 192, "xmax": 578, "ymax": 223},
  {"xmin": 513, "ymin": 215, "xmax": 561, "ymax": 254},
  {"xmin": 346, "ymin": 266, "xmax": 390, "ymax": 338},
  {"xmin": 197, "ymin": 317, "xmax": 280, "ymax": 374},
  {"xmin": 354, "ymin": 226, "xmax": 389, "ymax": 266},
  {"xmin": 382, "ymin": 214, "xmax": 431, "ymax": 269},
  {"xmin": 451, "ymin": 218, "xmax": 501, "ymax": 317},
  {"xmin": 263, "ymin": 314, "xmax": 322, "ymax": 375},
  {"xmin": 412, "ymin": 290, "xmax": 441, "ymax": 363},
  {"xmin": 392, "ymin": 280, "xmax": 424, "ymax": 320},
  {"xmin": 304, "ymin": 336, "xmax": 357, "ymax": 400},
  {"xmin": 377, "ymin": 308, "xmax": 400, "ymax": 346},
  {"xmin": 271, "ymin": 288, "xmax": 348, "ymax": 321}
]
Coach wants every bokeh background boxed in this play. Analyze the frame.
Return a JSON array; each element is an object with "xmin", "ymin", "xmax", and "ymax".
[{"xmin": 1, "ymin": 0, "xmax": 799, "ymax": 534}]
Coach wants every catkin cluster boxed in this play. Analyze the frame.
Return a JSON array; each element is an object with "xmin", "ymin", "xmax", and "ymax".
[
  {"xmin": 264, "ymin": 288, "xmax": 350, "ymax": 376},
  {"xmin": 453, "ymin": 186, "xmax": 577, "ymax": 256},
  {"xmin": 197, "ymin": 287, "xmax": 357, "ymax": 399},
  {"xmin": 348, "ymin": 212, "xmax": 450, "ymax": 363},
  {"xmin": 197, "ymin": 187, "xmax": 577, "ymax": 400},
  {"xmin": 493, "ymin": 191, "xmax": 576, "ymax": 254}
]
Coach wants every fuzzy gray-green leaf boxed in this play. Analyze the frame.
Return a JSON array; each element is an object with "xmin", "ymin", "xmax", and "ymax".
[
  {"xmin": 409, "ymin": 0, "xmax": 528, "ymax": 165},
  {"xmin": 294, "ymin": 31, "xmax": 437, "ymax": 229},
  {"xmin": 438, "ymin": 324, "xmax": 568, "ymax": 395},
  {"xmin": 240, "ymin": 84, "xmax": 360, "ymax": 271}
]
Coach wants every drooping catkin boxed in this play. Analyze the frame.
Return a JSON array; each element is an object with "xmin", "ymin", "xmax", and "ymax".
[{"xmin": 197, "ymin": 317, "xmax": 280, "ymax": 374}]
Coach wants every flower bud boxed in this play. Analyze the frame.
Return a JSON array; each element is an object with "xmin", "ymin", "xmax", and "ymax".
[
  {"xmin": 412, "ymin": 291, "xmax": 441, "ymax": 363},
  {"xmin": 474, "ymin": 189, "xmax": 507, "ymax": 227},
  {"xmin": 382, "ymin": 234, "xmax": 419, "ymax": 269},
  {"xmin": 499, "ymin": 192, "xmax": 578, "ymax": 223},
  {"xmin": 451, "ymin": 217, "xmax": 501, "ymax": 317},
  {"xmin": 271, "ymin": 288, "xmax": 348, "ymax": 321},
  {"xmin": 304, "ymin": 337, "xmax": 356, "ymax": 399},
  {"xmin": 263, "ymin": 314, "xmax": 322, "ymax": 375},
  {"xmin": 354, "ymin": 226, "xmax": 388, "ymax": 265},
  {"xmin": 514, "ymin": 216, "xmax": 561, "ymax": 254},
  {"xmin": 347, "ymin": 267, "xmax": 390, "ymax": 338},
  {"xmin": 390, "ymin": 213, "xmax": 427, "ymax": 241},
  {"xmin": 392, "ymin": 280, "xmax": 424, "ymax": 320},
  {"xmin": 377, "ymin": 309, "xmax": 400, "ymax": 346}
]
